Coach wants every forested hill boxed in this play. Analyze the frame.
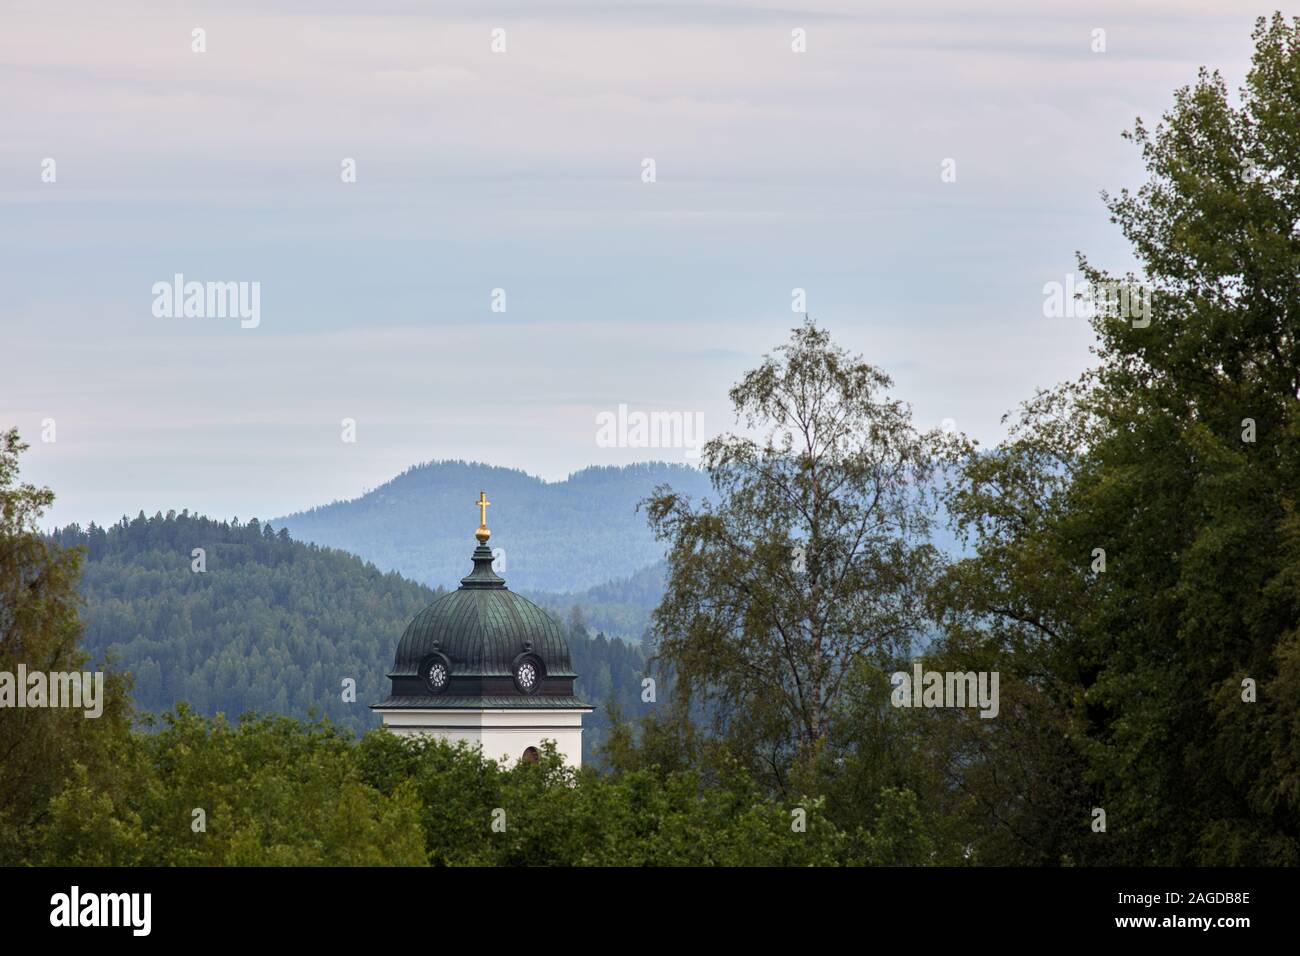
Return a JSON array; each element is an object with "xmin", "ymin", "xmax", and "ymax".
[
  {"xmin": 271, "ymin": 460, "xmax": 713, "ymax": 594},
  {"xmin": 525, "ymin": 561, "xmax": 668, "ymax": 642},
  {"xmin": 52, "ymin": 511, "xmax": 650, "ymax": 763}
]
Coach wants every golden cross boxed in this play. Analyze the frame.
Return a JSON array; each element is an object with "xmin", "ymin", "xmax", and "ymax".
[{"xmin": 476, "ymin": 491, "xmax": 490, "ymax": 528}]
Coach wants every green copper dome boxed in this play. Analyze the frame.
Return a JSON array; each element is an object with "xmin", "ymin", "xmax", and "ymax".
[{"xmin": 373, "ymin": 536, "xmax": 587, "ymax": 710}]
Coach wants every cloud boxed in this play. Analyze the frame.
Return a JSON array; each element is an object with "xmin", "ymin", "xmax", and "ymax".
[{"xmin": 0, "ymin": 0, "xmax": 1264, "ymax": 525}]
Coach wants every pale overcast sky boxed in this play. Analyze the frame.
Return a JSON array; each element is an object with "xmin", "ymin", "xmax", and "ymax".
[{"xmin": 0, "ymin": 0, "xmax": 1274, "ymax": 526}]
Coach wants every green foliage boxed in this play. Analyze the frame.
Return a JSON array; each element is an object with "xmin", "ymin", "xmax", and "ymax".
[
  {"xmin": 643, "ymin": 318, "xmax": 963, "ymax": 788},
  {"xmin": 356, "ymin": 732, "xmax": 849, "ymax": 866},
  {"xmin": 36, "ymin": 708, "xmax": 425, "ymax": 866},
  {"xmin": 28, "ymin": 707, "xmax": 867, "ymax": 866},
  {"xmin": 0, "ymin": 428, "xmax": 133, "ymax": 866},
  {"xmin": 928, "ymin": 14, "xmax": 1300, "ymax": 865}
]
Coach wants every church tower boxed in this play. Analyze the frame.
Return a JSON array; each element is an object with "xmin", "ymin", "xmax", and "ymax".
[{"xmin": 371, "ymin": 492, "xmax": 592, "ymax": 766}]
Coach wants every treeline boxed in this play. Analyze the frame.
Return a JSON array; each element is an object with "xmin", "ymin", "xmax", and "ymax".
[
  {"xmin": 52, "ymin": 510, "xmax": 651, "ymax": 763},
  {"xmin": 33, "ymin": 709, "xmax": 890, "ymax": 866}
]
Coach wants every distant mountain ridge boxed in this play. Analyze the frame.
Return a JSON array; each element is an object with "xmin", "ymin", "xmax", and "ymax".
[{"xmin": 272, "ymin": 461, "xmax": 713, "ymax": 594}]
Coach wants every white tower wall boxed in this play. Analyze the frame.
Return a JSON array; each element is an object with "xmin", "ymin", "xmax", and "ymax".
[{"xmin": 374, "ymin": 707, "xmax": 589, "ymax": 767}]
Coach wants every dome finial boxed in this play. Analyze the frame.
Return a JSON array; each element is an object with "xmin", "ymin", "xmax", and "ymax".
[{"xmin": 475, "ymin": 490, "xmax": 491, "ymax": 543}]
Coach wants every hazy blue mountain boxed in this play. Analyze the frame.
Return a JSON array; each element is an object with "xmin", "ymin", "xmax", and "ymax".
[{"xmin": 272, "ymin": 461, "xmax": 713, "ymax": 594}]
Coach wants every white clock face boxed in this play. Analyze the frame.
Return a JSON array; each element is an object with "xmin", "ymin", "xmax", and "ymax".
[
  {"xmin": 427, "ymin": 661, "xmax": 448, "ymax": 689},
  {"xmin": 516, "ymin": 661, "xmax": 537, "ymax": 691}
]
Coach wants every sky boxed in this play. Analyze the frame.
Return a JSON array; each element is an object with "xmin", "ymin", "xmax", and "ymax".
[{"xmin": 0, "ymin": 0, "xmax": 1273, "ymax": 527}]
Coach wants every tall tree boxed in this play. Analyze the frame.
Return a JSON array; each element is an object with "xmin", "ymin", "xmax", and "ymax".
[
  {"xmin": 0, "ymin": 428, "xmax": 131, "ymax": 864},
  {"xmin": 644, "ymin": 319, "xmax": 958, "ymax": 789},
  {"xmin": 934, "ymin": 13, "xmax": 1300, "ymax": 864}
]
